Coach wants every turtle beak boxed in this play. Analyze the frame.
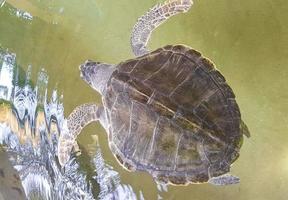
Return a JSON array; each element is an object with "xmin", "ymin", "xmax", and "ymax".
[
  {"xmin": 79, "ymin": 60, "xmax": 114, "ymax": 95},
  {"xmin": 79, "ymin": 60, "xmax": 96, "ymax": 86}
]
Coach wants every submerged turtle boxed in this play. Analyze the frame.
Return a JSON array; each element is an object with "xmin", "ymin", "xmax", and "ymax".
[{"xmin": 58, "ymin": 0, "xmax": 250, "ymax": 185}]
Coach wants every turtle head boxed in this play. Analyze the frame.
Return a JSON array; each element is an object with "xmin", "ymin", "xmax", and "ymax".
[{"xmin": 80, "ymin": 60, "xmax": 115, "ymax": 95}]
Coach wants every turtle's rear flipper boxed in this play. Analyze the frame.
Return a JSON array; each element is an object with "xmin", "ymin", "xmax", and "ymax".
[{"xmin": 208, "ymin": 174, "xmax": 240, "ymax": 186}]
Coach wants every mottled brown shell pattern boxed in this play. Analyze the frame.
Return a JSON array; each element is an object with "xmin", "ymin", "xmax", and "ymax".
[{"xmin": 103, "ymin": 45, "xmax": 243, "ymax": 185}]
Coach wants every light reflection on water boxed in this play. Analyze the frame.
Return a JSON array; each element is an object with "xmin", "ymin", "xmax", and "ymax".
[
  {"xmin": 0, "ymin": 50, "xmax": 94, "ymax": 199},
  {"xmin": 0, "ymin": 50, "xmax": 144, "ymax": 199},
  {"xmin": 0, "ymin": 0, "xmax": 288, "ymax": 199}
]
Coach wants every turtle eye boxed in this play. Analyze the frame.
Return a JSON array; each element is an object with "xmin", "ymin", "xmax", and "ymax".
[{"xmin": 131, "ymin": 120, "xmax": 138, "ymax": 132}]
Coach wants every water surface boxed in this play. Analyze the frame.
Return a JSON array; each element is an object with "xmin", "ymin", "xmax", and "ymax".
[{"xmin": 0, "ymin": 0, "xmax": 288, "ymax": 199}]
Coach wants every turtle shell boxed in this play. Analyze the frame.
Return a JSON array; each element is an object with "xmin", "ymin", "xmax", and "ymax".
[{"xmin": 103, "ymin": 45, "xmax": 243, "ymax": 185}]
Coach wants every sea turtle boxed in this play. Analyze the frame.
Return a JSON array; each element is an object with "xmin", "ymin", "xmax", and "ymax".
[{"xmin": 58, "ymin": 0, "xmax": 250, "ymax": 185}]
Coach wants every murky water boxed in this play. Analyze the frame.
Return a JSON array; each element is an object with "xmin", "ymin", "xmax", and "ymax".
[
  {"xmin": 0, "ymin": 51, "xmax": 93, "ymax": 199},
  {"xmin": 0, "ymin": 0, "xmax": 288, "ymax": 199},
  {"xmin": 0, "ymin": 50, "xmax": 144, "ymax": 199}
]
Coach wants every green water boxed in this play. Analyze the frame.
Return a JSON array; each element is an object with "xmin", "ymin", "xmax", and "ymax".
[{"xmin": 1, "ymin": 0, "xmax": 288, "ymax": 199}]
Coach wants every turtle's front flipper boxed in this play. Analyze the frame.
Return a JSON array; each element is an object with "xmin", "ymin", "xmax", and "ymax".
[
  {"xmin": 58, "ymin": 103, "xmax": 105, "ymax": 166},
  {"xmin": 208, "ymin": 174, "xmax": 240, "ymax": 186},
  {"xmin": 131, "ymin": 0, "xmax": 193, "ymax": 57}
]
